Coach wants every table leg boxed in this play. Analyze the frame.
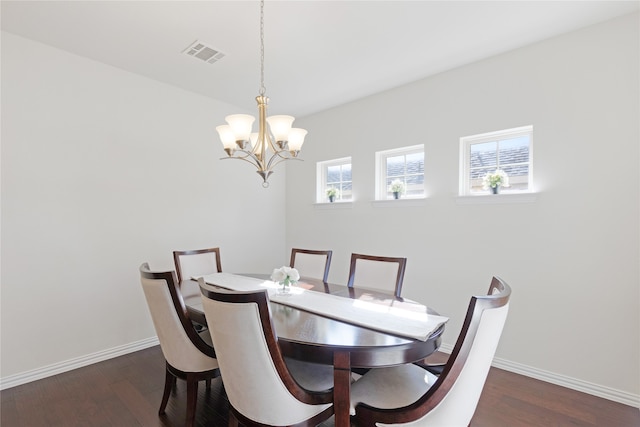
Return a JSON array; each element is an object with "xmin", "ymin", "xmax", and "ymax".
[{"xmin": 333, "ymin": 351, "xmax": 351, "ymax": 427}]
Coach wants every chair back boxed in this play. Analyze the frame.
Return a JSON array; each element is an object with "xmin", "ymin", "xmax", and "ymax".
[
  {"xmin": 198, "ymin": 281, "xmax": 333, "ymax": 426},
  {"xmin": 356, "ymin": 277, "xmax": 511, "ymax": 426},
  {"xmin": 419, "ymin": 277, "xmax": 510, "ymax": 425},
  {"xmin": 139, "ymin": 263, "xmax": 216, "ymax": 372},
  {"xmin": 290, "ymin": 248, "xmax": 333, "ymax": 283},
  {"xmin": 173, "ymin": 247, "xmax": 222, "ymax": 283},
  {"xmin": 347, "ymin": 253, "xmax": 407, "ymax": 297}
]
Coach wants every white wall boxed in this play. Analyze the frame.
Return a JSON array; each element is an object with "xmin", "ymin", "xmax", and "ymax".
[
  {"xmin": 287, "ymin": 13, "xmax": 639, "ymax": 401},
  {"xmin": 1, "ymin": 32, "xmax": 286, "ymax": 379}
]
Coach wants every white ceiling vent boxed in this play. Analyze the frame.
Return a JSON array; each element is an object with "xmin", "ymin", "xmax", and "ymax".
[{"xmin": 182, "ymin": 40, "xmax": 226, "ymax": 64}]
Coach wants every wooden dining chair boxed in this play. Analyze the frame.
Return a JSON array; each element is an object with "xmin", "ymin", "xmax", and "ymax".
[
  {"xmin": 173, "ymin": 247, "xmax": 222, "ymax": 283},
  {"xmin": 347, "ymin": 253, "xmax": 407, "ymax": 297},
  {"xmin": 289, "ymin": 248, "xmax": 333, "ymax": 283},
  {"xmin": 173, "ymin": 247, "xmax": 222, "ymax": 332},
  {"xmin": 139, "ymin": 263, "xmax": 220, "ymax": 427},
  {"xmin": 198, "ymin": 280, "xmax": 335, "ymax": 427},
  {"xmin": 349, "ymin": 277, "xmax": 512, "ymax": 426}
]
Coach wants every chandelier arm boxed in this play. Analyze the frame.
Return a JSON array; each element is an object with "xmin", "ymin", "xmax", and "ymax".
[
  {"xmin": 265, "ymin": 151, "xmax": 289, "ymax": 170},
  {"xmin": 266, "ymin": 136, "xmax": 280, "ymax": 154},
  {"xmin": 221, "ymin": 151, "xmax": 263, "ymax": 170},
  {"xmin": 265, "ymin": 153, "xmax": 302, "ymax": 171}
]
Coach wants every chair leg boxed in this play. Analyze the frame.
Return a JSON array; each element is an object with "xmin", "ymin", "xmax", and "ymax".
[
  {"xmin": 185, "ymin": 375, "xmax": 199, "ymax": 427},
  {"xmin": 158, "ymin": 366, "xmax": 174, "ymax": 415},
  {"xmin": 228, "ymin": 411, "xmax": 239, "ymax": 427}
]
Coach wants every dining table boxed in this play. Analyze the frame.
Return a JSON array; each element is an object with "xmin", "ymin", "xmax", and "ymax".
[{"xmin": 180, "ymin": 273, "xmax": 447, "ymax": 427}]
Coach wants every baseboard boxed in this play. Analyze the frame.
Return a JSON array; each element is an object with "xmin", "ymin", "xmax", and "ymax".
[
  {"xmin": 3, "ymin": 338, "xmax": 639, "ymax": 409},
  {"xmin": 438, "ymin": 343, "xmax": 640, "ymax": 408},
  {"xmin": 0, "ymin": 336, "xmax": 159, "ymax": 391}
]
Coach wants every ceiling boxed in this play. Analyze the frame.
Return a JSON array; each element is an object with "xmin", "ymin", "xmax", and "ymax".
[{"xmin": 2, "ymin": 1, "xmax": 638, "ymax": 117}]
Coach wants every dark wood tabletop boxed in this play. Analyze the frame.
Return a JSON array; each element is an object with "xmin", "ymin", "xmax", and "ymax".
[{"xmin": 181, "ymin": 274, "xmax": 444, "ymax": 427}]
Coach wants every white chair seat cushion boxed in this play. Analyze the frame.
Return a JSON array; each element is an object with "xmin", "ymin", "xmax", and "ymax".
[
  {"xmin": 284, "ymin": 357, "xmax": 334, "ymax": 391},
  {"xmin": 349, "ymin": 364, "xmax": 438, "ymax": 416}
]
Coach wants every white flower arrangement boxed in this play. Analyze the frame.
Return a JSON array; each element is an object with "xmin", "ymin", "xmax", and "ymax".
[
  {"xmin": 271, "ymin": 266, "xmax": 300, "ymax": 287},
  {"xmin": 482, "ymin": 169, "xmax": 510, "ymax": 189},
  {"xmin": 326, "ymin": 187, "xmax": 339, "ymax": 197},
  {"xmin": 390, "ymin": 179, "xmax": 405, "ymax": 194}
]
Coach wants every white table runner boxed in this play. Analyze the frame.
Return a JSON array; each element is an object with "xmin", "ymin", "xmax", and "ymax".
[{"xmin": 199, "ymin": 272, "xmax": 448, "ymax": 341}]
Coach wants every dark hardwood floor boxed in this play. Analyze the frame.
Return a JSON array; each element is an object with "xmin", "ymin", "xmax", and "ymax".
[{"xmin": 1, "ymin": 346, "xmax": 638, "ymax": 426}]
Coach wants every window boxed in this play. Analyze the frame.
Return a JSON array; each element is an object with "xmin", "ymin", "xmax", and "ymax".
[
  {"xmin": 376, "ymin": 145, "xmax": 424, "ymax": 200},
  {"xmin": 460, "ymin": 126, "xmax": 533, "ymax": 196},
  {"xmin": 317, "ymin": 157, "xmax": 352, "ymax": 202}
]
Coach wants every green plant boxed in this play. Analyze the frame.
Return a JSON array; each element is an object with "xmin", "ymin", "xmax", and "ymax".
[
  {"xmin": 326, "ymin": 187, "xmax": 339, "ymax": 197},
  {"xmin": 270, "ymin": 266, "xmax": 300, "ymax": 287},
  {"xmin": 390, "ymin": 179, "xmax": 405, "ymax": 193},
  {"xmin": 482, "ymin": 169, "xmax": 510, "ymax": 189}
]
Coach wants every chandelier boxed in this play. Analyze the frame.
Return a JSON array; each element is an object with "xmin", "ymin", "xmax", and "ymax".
[{"xmin": 216, "ymin": 0, "xmax": 307, "ymax": 188}]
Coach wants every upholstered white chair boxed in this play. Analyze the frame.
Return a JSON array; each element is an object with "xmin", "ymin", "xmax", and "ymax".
[
  {"xmin": 139, "ymin": 263, "xmax": 220, "ymax": 427},
  {"xmin": 173, "ymin": 247, "xmax": 222, "ymax": 283},
  {"xmin": 350, "ymin": 277, "xmax": 511, "ymax": 426},
  {"xmin": 347, "ymin": 253, "xmax": 407, "ymax": 297},
  {"xmin": 198, "ymin": 279, "xmax": 335, "ymax": 426},
  {"xmin": 290, "ymin": 248, "xmax": 333, "ymax": 283}
]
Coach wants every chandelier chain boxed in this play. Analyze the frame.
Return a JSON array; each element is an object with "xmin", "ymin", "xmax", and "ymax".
[{"xmin": 259, "ymin": 0, "xmax": 266, "ymax": 96}]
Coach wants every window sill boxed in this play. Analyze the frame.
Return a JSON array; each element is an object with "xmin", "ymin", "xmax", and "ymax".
[
  {"xmin": 371, "ymin": 197, "xmax": 427, "ymax": 208},
  {"xmin": 313, "ymin": 201, "xmax": 353, "ymax": 210},
  {"xmin": 456, "ymin": 192, "xmax": 538, "ymax": 205}
]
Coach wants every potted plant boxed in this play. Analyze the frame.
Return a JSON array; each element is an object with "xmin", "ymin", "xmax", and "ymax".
[
  {"xmin": 482, "ymin": 169, "xmax": 510, "ymax": 194},
  {"xmin": 271, "ymin": 266, "xmax": 300, "ymax": 295},
  {"xmin": 389, "ymin": 179, "xmax": 405, "ymax": 199},
  {"xmin": 326, "ymin": 187, "xmax": 339, "ymax": 202}
]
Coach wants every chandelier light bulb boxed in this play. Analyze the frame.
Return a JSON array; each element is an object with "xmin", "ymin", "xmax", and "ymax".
[
  {"xmin": 266, "ymin": 115, "xmax": 295, "ymax": 143},
  {"xmin": 216, "ymin": 125, "xmax": 236, "ymax": 150},
  {"xmin": 287, "ymin": 128, "xmax": 307, "ymax": 153},
  {"xmin": 225, "ymin": 114, "xmax": 255, "ymax": 142}
]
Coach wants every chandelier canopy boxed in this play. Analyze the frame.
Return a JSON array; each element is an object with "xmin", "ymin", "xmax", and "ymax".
[{"xmin": 216, "ymin": 0, "xmax": 306, "ymax": 188}]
